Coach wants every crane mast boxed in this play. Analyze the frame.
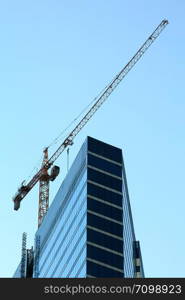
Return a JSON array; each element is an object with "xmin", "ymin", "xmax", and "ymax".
[
  {"xmin": 38, "ymin": 148, "xmax": 50, "ymax": 227},
  {"xmin": 13, "ymin": 19, "xmax": 168, "ymax": 227}
]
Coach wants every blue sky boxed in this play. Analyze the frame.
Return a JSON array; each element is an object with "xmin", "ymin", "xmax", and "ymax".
[{"xmin": 0, "ymin": 0, "xmax": 185, "ymax": 277}]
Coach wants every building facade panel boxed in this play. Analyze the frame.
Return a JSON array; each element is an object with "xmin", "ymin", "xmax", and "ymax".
[
  {"xmin": 87, "ymin": 228, "xmax": 123, "ymax": 253},
  {"xmin": 88, "ymin": 168, "xmax": 122, "ymax": 192},
  {"xmin": 88, "ymin": 138, "xmax": 122, "ymax": 163},
  {"xmin": 87, "ymin": 260, "xmax": 123, "ymax": 278},
  {"xmin": 87, "ymin": 183, "xmax": 123, "ymax": 207},
  {"xmin": 87, "ymin": 197, "xmax": 123, "ymax": 221},
  {"xmin": 87, "ymin": 244, "xmax": 123, "ymax": 269},
  {"xmin": 88, "ymin": 153, "xmax": 122, "ymax": 177}
]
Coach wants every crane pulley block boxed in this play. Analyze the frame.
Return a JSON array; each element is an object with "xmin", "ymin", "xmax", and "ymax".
[{"xmin": 50, "ymin": 166, "xmax": 60, "ymax": 181}]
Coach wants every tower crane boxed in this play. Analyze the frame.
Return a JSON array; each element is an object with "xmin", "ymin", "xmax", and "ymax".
[{"xmin": 13, "ymin": 20, "xmax": 168, "ymax": 227}]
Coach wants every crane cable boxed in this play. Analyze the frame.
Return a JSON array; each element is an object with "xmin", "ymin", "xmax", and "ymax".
[
  {"xmin": 47, "ymin": 73, "xmax": 119, "ymax": 149},
  {"xmin": 24, "ymin": 78, "xmax": 115, "ymax": 183}
]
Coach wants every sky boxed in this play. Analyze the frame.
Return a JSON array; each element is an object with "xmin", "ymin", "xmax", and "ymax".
[{"xmin": 0, "ymin": 0, "xmax": 185, "ymax": 278}]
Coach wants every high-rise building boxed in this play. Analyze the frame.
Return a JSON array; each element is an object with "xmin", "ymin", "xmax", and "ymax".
[{"xmin": 13, "ymin": 136, "xmax": 144, "ymax": 278}]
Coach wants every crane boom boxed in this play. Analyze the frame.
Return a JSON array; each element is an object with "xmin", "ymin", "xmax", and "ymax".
[{"xmin": 13, "ymin": 19, "xmax": 168, "ymax": 218}]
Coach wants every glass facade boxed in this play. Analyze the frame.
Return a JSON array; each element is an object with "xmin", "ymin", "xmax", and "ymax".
[
  {"xmin": 13, "ymin": 136, "xmax": 144, "ymax": 278},
  {"xmin": 86, "ymin": 138, "xmax": 124, "ymax": 277},
  {"xmin": 34, "ymin": 140, "xmax": 87, "ymax": 278}
]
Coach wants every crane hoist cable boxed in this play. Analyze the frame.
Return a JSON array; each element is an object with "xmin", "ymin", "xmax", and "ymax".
[
  {"xmin": 47, "ymin": 78, "xmax": 118, "ymax": 149},
  {"xmin": 23, "ymin": 85, "xmax": 113, "ymax": 184}
]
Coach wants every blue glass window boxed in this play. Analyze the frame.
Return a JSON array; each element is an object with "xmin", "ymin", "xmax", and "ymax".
[
  {"xmin": 88, "ymin": 137, "xmax": 122, "ymax": 163},
  {"xmin": 87, "ymin": 183, "xmax": 122, "ymax": 207},
  {"xmin": 87, "ymin": 228, "xmax": 123, "ymax": 253},
  {"xmin": 87, "ymin": 244, "xmax": 123, "ymax": 269},
  {"xmin": 87, "ymin": 197, "xmax": 123, "ymax": 222},
  {"xmin": 87, "ymin": 212, "xmax": 123, "ymax": 236},
  {"xmin": 88, "ymin": 154, "xmax": 122, "ymax": 177},
  {"xmin": 88, "ymin": 168, "xmax": 122, "ymax": 192},
  {"xmin": 87, "ymin": 260, "xmax": 123, "ymax": 277}
]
